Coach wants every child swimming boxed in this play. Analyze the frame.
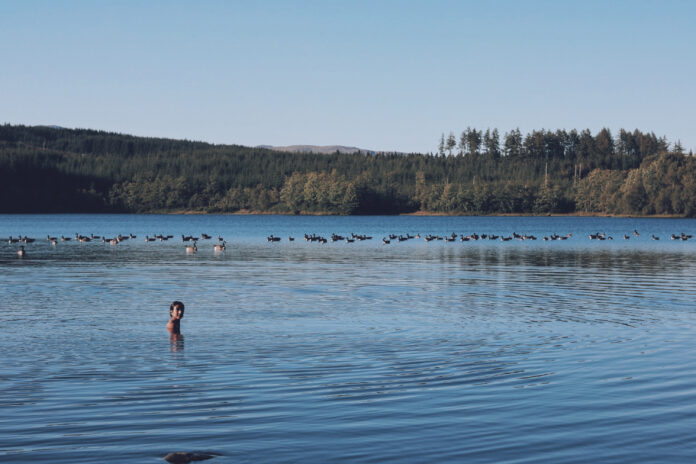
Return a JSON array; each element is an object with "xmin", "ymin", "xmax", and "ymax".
[{"xmin": 166, "ymin": 301, "xmax": 185, "ymax": 334}]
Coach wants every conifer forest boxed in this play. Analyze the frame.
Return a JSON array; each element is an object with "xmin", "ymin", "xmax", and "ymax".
[{"xmin": 1, "ymin": 124, "xmax": 694, "ymax": 216}]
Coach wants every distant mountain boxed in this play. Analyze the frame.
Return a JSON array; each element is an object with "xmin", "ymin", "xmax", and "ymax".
[
  {"xmin": 257, "ymin": 144, "xmax": 375, "ymax": 155},
  {"xmin": 40, "ymin": 125, "xmax": 67, "ymax": 130}
]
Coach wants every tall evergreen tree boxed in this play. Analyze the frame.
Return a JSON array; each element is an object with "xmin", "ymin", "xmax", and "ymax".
[
  {"xmin": 504, "ymin": 128, "xmax": 523, "ymax": 157},
  {"xmin": 466, "ymin": 128, "xmax": 481, "ymax": 156},
  {"xmin": 484, "ymin": 129, "xmax": 500, "ymax": 158},
  {"xmin": 446, "ymin": 133, "xmax": 457, "ymax": 156}
]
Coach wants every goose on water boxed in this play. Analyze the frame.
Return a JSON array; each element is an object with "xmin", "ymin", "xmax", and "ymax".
[{"xmin": 75, "ymin": 233, "xmax": 91, "ymax": 242}]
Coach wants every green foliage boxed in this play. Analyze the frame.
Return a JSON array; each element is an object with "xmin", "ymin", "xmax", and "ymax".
[
  {"xmin": 0, "ymin": 124, "xmax": 693, "ymax": 216},
  {"xmin": 574, "ymin": 169, "xmax": 626, "ymax": 213}
]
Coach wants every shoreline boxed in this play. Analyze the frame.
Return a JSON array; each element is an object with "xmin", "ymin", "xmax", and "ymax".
[
  {"xmin": 2, "ymin": 210, "xmax": 691, "ymax": 219},
  {"xmin": 140, "ymin": 209, "xmax": 693, "ymax": 219},
  {"xmin": 0, "ymin": 210, "xmax": 694, "ymax": 219},
  {"xmin": 402, "ymin": 211, "xmax": 689, "ymax": 219}
]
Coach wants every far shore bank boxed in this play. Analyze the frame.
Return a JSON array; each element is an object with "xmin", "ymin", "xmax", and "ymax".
[
  {"xmin": 2, "ymin": 210, "xmax": 691, "ymax": 219},
  {"xmin": 130, "ymin": 209, "xmax": 692, "ymax": 219}
]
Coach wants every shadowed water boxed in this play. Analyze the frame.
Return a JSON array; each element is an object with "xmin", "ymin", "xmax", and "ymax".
[{"xmin": 1, "ymin": 215, "xmax": 696, "ymax": 463}]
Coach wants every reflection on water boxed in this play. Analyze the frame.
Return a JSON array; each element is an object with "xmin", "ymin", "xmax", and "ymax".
[
  {"xmin": 1, "ymin": 215, "xmax": 696, "ymax": 463},
  {"xmin": 170, "ymin": 333, "xmax": 184, "ymax": 352}
]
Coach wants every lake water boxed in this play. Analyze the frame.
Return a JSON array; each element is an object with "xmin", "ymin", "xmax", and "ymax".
[{"xmin": 1, "ymin": 214, "xmax": 696, "ymax": 463}]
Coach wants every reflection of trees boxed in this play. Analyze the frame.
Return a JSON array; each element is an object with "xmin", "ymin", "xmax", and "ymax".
[{"xmin": 446, "ymin": 248, "xmax": 691, "ymax": 275}]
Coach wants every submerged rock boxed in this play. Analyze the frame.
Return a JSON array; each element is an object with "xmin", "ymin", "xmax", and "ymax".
[{"xmin": 163, "ymin": 451, "xmax": 219, "ymax": 463}]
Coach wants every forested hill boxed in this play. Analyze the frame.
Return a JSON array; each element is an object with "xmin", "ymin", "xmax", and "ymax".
[{"xmin": 1, "ymin": 124, "xmax": 695, "ymax": 216}]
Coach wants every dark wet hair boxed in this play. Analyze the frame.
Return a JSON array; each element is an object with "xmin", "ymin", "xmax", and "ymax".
[{"xmin": 170, "ymin": 301, "xmax": 185, "ymax": 312}]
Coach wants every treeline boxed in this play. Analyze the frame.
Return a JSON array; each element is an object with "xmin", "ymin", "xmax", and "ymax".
[{"xmin": 0, "ymin": 124, "xmax": 694, "ymax": 216}]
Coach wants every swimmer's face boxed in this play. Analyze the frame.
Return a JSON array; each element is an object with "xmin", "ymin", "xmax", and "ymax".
[{"xmin": 170, "ymin": 305, "xmax": 184, "ymax": 320}]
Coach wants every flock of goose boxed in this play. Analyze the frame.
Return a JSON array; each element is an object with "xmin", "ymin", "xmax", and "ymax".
[
  {"xmin": 262, "ymin": 228, "xmax": 693, "ymax": 245},
  {"xmin": 587, "ymin": 229, "xmax": 693, "ymax": 241},
  {"xmin": 5, "ymin": 228, "xmax": 693, "ymax": 257},
  {"xmin": 6, "ymin": 232, "xmax": 228, "ymax": 257}
]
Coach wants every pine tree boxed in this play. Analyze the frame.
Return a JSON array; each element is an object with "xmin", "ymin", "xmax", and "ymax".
[{"xmin": 446, "ymin": 133, "xmax": 457, "ymax": 156}]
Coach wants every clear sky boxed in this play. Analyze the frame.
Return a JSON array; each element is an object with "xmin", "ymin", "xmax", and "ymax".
[{"xmin": 1, "ymin": 0, "xmax": 694, "ymax": 153}]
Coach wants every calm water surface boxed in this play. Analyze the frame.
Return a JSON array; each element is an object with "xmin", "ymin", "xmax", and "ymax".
[{"xmin": 1, "ymin": 215, "xmax": 696, "ymax": 463}]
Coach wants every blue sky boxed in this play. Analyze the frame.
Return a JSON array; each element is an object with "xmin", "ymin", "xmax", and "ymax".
[{"xmin": 1, "ymin": 0, "xmax": 694, "ymax": 153}]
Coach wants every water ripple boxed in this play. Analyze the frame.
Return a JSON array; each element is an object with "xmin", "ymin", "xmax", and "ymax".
[{"xmin": 2, "ymin": 215, "xmax": 696, "ymax": 463}]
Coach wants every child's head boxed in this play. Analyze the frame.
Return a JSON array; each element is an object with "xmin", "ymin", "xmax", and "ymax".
[{"xmin": 170, "ymin": 301, "xmax": 185, "ymax": 319}]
